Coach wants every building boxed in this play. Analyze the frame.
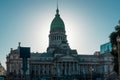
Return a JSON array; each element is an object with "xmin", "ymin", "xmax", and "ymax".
[
  {"xmin": 6, "ymin": 7, "xmax": 113, "ymax": 80},
  {"xmin": 0, "ymin": 62, "xmax": 6, "ymax": 76},
  {"xmin": 100, "ymin": 42, "xmax": 112, "ymax": 54}
]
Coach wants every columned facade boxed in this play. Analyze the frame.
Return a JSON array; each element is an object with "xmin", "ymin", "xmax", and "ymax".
[{"xmin": 6, "ymin": 7, "xmax": 113, "ymax": 80}]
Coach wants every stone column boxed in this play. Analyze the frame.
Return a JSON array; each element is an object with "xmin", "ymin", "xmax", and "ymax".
[
  {"xmin": 69, "ymin": 62, "xmax": 70, "ymax": 75},
  {"xmin": 73, "ymin": 62, "xmax": 74, "ymax": 75},
  {"xmin": 75, "ymin": 62, "xmax": 76, "ymax": 74},
  {"xmin": 39, "ymin": 65, "xmax": 40, "ymax": 78},
  {"xmin": 34, "ymin": 65, "xmax": 36, "ymax": 79},
  {"xmin": 62, "ymin": 62, "xmax": 64, "ymax": 75},
  {"xmin": 65, "ymin": 62, "xmax": 67, "ymax": 75},
  {"xmin": 46, "ymin": 64, "xmax": 47, "ymax": 75},
  {"xmin": 42, "ymin": 64, "xmax": 44, "ymax": 75},
  {"xmin": 77, "ymin": 63, "xmax": 79, "ymax": 75},
  {"xmin": 66, "ymin": 62, "xmax": 68, "ymax": 75},
  {"xmin": 59, "ymin": 62, "xmax": 61, "ymax": 75},
  {"xmin": 48, "ymin": 64, "xmax": 49, "ymax": 75},
  {"xmin": 56, "ymin": 63, "xmax": 58, "ymax": 75}
]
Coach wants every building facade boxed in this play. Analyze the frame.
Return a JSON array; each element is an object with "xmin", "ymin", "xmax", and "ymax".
[
  {"xmin": 0, "ymin": 63, "xmax": 6, "ymax": 76},
  {"xmin": 100, "ymin": 42, "xmax": 112, "ymax": 54},
  {"xmin": 6, "ymin": 8, "xmax": 113, "ymax": 80}
]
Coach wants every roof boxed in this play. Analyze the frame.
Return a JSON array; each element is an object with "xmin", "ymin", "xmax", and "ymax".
[
  {"xmin": 50, "ymin": 8, "xmax": 65, "ymax": 32},
  {"xmin": 31, "ymin": 53, "xmax": 53, "ymax": 57}
]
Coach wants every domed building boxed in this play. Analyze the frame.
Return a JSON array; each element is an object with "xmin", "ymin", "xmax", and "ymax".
[
  {"xmin": 6, "ymin": 7, "xmax": 113, "ymax": 80},
  {"xmin": 47, "ymin": 7, "xmax": 70, "ymax": 54}
]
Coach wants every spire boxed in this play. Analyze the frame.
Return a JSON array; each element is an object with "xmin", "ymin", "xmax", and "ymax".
[
  {"xmin": 56, "ymin": 0, "xmax": 59, "ymax": 16},
  {"xmin": 118, "ymin": 20, "xmax": 120, "ymax": 25}
]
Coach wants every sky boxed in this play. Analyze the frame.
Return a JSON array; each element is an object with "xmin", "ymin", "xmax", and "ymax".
[{"xmin": 0, "ymin": 0, "xmax": 120, "ymax": 69}]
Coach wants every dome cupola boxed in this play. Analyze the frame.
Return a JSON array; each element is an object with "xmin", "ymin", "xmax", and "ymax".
[
  {"xmin": 50, "ymin": 8, "xmax": 65, "ymax": 32},
  {"xmin": 47, "ymin": 7, "xmax": 70, "ymax": 53}
]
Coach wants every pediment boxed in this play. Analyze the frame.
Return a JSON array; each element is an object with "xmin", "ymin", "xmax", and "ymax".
[
  {"xmin": 60, "ymin": 55, "xmax": 76, "ymax": 59},
  {"xmin": 54, "ymin": 54, "xmax": 79, "ymax": 62}
]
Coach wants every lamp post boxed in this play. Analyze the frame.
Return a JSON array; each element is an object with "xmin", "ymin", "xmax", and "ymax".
[{"xmin": 116, "ymin": 35, "xmax": 120, "ymax": 78}]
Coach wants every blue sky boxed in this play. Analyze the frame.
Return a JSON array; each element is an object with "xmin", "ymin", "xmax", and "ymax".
[{"xmin": 0, "ymin": 0, "xmax": 120, "ymax": 68}]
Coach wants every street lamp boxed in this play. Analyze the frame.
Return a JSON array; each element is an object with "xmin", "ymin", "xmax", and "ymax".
[{"xmin": 116, "ymin": 35, "xmax": 120, "ymax": 78}]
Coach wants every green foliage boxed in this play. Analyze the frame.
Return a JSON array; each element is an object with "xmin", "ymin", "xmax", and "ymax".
[
  {"xmin": 109, "ymin": 20, "xmax": 120, "ymax": 73},
  {"xmin": 110, "ymin": 32, "xmax": 117, "ymax": 45}
]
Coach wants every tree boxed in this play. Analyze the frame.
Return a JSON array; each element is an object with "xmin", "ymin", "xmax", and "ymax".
[{"xmin": 109, "ymin": 20, "xmax": 120, "ymax": 74}]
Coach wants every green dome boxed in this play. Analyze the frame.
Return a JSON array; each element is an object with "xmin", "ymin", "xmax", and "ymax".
[{"xmin": 50, "ymin": 9, "xmax": 65, "ymax": 32}]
